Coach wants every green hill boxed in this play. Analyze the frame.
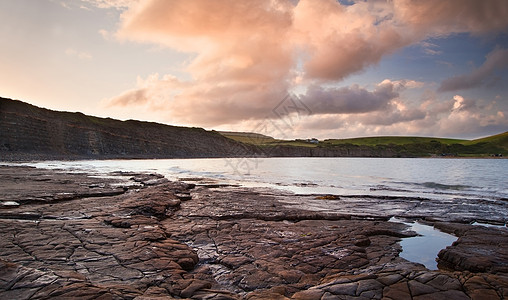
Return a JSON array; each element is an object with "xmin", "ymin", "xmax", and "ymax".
[
  {"xmin": 322, "ymin": 136, "xmax": 466, "ymax": 146},
  {"xmin": 218, "ymin": 131, "xmax": 276, "ymax": 145},
  {"xmin": 220, "ymin": 131, "xmax": 508, "ymax": 157},
  {"xmin": 458, "ymin": 131, "xmax": 508, "ymax": 156},
  {"xmin": 466, "ymin": 131, "xmax": 508, "ymax": 148}
]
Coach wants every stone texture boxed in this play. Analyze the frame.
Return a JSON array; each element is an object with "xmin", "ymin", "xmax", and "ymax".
[
  {"xmin": 1, "ymin": 166, "xmax": 507, "ymax": 299},
  {"xmin": 436, "ymin": 222, "xmax": 508, "ymax": 273}
]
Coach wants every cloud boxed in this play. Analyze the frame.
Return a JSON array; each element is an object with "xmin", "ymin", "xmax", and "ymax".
[
  {"xmin": 98, "ymin": 29, "xmax": 112, "ymax": 40},
  {"xmin": 105, "ymin": 74, "xmax": 291, "ymax": 126},
  {"xmin": 115, "ymin": 0, "xmax": 508, "ymax": 84},
  {"xmin": 117, "ymin": 0, "xmax": 294, "ymax": 84},
  {"xmin": 378, "ymin": 79, "xmax": 425, "ymax": 91},
  {"xmin": 292, "ymin": 0, "xmax": 508, "ymax": 81},
  {"xmin": 452, "ymin": 95, "xmax": 465, "ymax": 111},
  {"xmin": 438, "ymin": 47, "xmax": 508, "ymax": 92},
  {"xmin": 434, "ymin": 94, "xmax": 508, "ymax": 137},
  {"xmin": 300, "ymin": 82, "xmax": 398, "ymax": 115},
  {"xmin": 393, "ymin": 0, "xmax": 508, "ymax": 36},
  {"xmin": 105, "ymin": 75, "xmax": 420, "ymax": 127},
  {"xmin": 103, "ymin": 0, "xmax": 508, "ymax": 135},
  {"xmin": 65, "ymin": 48, "xmax": 92, "ymax": 60},
  {"xmin": 292, "ymin": 0, "xmax": 410, "ymax": 81},
  {"xmin": 419, "ymin": 41, "xmax": 442, "ymax": 55},
  {"xmin": 104, "ymin": 73, "xmax": 186, "ymax": 107},
  {"xmin": 292, "ymin": 94, "xmax": 507, "ymax": 139},
  {"xmin": 80, "ymin": 0, "xmax": 136, "ymax": 9}
]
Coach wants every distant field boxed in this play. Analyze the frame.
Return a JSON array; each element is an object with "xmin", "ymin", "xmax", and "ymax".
[
  {"xmin": 219, "ymin": 134, "xmax": 277, "ymax": 145},
  {"xmin": 220, "ymin": 132, "xmax": 318, "ymax": 147},
  {"xmin": 220, "ymin": 131, "xmax": 508, "ymax": 157},
  {"xmin": 465, "ymin": 131, "xmax": 508, "ymax": 147},
  {"xmin": 321, "ymin": 136, "xmax": 466, "ymax": 146}
]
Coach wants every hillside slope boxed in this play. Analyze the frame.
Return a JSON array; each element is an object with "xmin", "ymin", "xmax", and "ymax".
[
  {"xmin": 0, "ymin": 97, "xmax": 253, "ymax": 161},
  {"xmin": 221, "ymin": 131, "xmax": 508, "ymax": 157}
]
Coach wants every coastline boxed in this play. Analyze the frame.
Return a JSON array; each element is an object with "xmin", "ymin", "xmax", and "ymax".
[
  {"xmin": 1, "ymin": 165, "xmax": 507, "ymax": 299},
  {"xmin": 1, "ymin": 152, "xmax": 505, "ymax": 164}
]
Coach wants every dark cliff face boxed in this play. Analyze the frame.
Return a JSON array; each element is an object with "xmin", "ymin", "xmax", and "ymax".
[
  {"xmin": 257, "ymin": 145, "xmax": 399, "ymax": 158},
  {"xmin": 0, "ymin": 97, "xmax": 254, "ymax": 161}
]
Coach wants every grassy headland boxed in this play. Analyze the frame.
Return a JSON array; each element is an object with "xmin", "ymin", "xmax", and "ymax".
[{"xmin": 221, "ymin": 131, "xmax": 508, "ymax": 157}]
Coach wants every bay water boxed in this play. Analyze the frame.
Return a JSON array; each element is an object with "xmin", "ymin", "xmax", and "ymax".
[{"xmin": 15, "ymin": 157, "xmax": 508, "ymax": 201}]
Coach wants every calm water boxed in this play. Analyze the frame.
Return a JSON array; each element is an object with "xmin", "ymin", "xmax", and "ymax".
[
  {"xmin": 391, "ymin": 218, "xmax": 457, "ymax": 270},
  {"xmin": 11, "ymin": 157, "xmax": 508, "ymax": 202}
]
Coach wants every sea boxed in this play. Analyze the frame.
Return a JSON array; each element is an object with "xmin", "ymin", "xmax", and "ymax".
[
  {"xmin": 14, "ymin": 157, "xmax": 508, "ymax": 202},
  {"xmin": 5, "ymin": 157, "xmax": 508, "ymax": 270}
]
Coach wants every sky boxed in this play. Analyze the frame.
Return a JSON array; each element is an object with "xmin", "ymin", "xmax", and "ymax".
[{"xmin": 1, "ymin": 0, "xmax": 508, "ymax": 140}]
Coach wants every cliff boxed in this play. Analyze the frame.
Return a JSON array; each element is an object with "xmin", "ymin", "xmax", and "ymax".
[
  {"xmin": 262, "ymin": 144, "xmax": 399, "ymax": 157},
  {"xmin": 0, "ymin": 97, "xmax": 253, "ymax": 161}
]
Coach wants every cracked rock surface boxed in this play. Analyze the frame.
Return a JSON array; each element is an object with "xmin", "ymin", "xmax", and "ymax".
[{"xmin": 1, "ymin": 165, "xmax": 507, "ymax": 299}]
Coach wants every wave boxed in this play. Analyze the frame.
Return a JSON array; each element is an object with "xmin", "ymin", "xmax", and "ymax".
[
  {"xmin": 370, "ymin": 185, "xmax": 414, "ymax": 193},
  {"xmin": 391, "ymin": 181, "xmax": 473, "ymax": 191},
  {"xmin": 420, "ymin": 182, "xmax": 471, "ymax": 190}
]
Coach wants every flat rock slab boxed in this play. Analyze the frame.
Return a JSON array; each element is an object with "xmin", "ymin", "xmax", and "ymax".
[{"xmin": 0, "ymin": 165, "xmax": 507, "ymax": 299}]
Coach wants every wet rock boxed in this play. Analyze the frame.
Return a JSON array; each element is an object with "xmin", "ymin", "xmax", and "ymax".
[
  {"xmin": 1, "ymin": 166, "xmax": 507, "ymax": 299},
  {"xmin": 383, "ymin": 281, "xmax": 412, "ymax": 300},
  {"xmin": 354, "ymin": 237, "xmax": 371, "ymax": 247},
  {"xmin": 408, "ymin": 279, "xmax": 440, "ymax": 296},
  {"xmin": 436, "ymin": 223, "xmax": 508, "ymax": 273},
  {"xmin": 174, "ymin": 193, "xmax": 192, "ymax": 201},
  {"xmin": 180, "ymin": 279, "xmax": 212, "ymax": 298},
  {"xmin": 462, "ymin": 274, "xmax": 508, "ymax": 300},
  {"xmin": 131, "ymin": 174, "xmax": 168, "ymax": 186},
  {"xmin": 291, "ymin": 289, "xmax": 324, "ymax": 300}
]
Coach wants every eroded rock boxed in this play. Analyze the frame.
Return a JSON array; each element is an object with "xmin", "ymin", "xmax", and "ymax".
[{"xmin": 1, "ymin": 166, "xmax": 507, "ymax": 299}]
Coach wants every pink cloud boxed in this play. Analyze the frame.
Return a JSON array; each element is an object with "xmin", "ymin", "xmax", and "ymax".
[
  {"xmin": 393, "ymin": 0, "xmax": 508, "ymax": 36},
  {"xmin": 103, "ymin": 0, "xmax": 508, "ymax": 135},
  {"xmin": 293, "ymin": 0, "xmax": 409, "ymax": 81}
]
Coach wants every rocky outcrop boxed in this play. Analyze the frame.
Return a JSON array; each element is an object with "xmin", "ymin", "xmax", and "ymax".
[
  {"xmin": 0, "ymin": 97, "xmax": 254, "ymax": 161},
  {"xmin": 1, "ymin": 166, "xmax": 507, "ymax": 299},
  {"xmin": 435, "ymin": 222, "xmax": 508, "ymax": 273}
]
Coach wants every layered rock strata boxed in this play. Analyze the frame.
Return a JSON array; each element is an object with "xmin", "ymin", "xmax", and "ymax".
[{"xmin": 0, "ymin": 97, "xmax": 253, "ymax": 160}]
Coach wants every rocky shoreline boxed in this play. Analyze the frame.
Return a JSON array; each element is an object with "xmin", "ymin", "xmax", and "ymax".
[{"xmin": 1, "ymin": 165, "xmax": 507, "ymax": 299}]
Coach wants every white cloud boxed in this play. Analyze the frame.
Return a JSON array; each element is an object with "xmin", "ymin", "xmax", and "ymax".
[{"xmin": 452, "ymin": 95, "xmax": 465, "ymax": 111}]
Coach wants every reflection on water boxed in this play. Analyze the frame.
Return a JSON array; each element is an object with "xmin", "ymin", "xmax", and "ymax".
[
  {"xmin": 391, "ymin": 217, "xmax": 457, "ymax": 270},
  {"xmin": 5, "ymin": 157, "xmax": 508, "ymax": 202}
]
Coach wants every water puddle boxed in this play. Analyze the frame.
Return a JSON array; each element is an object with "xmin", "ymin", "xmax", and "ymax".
[{"xmin": 390, "ymin": 217, "xmax": 457, "ymax": 270}]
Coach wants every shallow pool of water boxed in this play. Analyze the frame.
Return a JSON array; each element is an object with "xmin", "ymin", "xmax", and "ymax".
[{"xmin": 391, "ymin": 218, "xmax": 457, "ymax": 270}]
